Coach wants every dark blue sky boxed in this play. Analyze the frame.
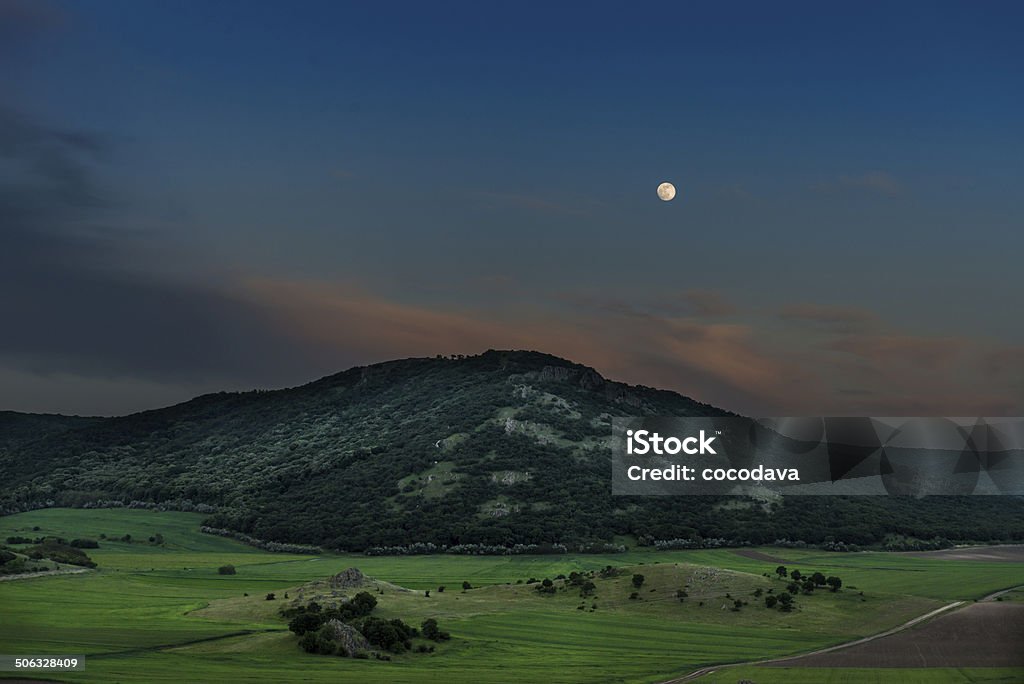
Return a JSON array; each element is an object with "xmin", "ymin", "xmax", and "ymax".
[{"xmin": 2, "ymin": 0, "xmax": 1022, "ymax": 415}]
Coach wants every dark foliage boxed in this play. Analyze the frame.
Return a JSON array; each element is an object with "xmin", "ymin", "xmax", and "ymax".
[
  {"xmin": 24, "ymin": 540, "xmax": 96, "ymax": 568},
  {"xmin": 3, "ymin": 351, "xmax": 1024, "ymax": 550}
]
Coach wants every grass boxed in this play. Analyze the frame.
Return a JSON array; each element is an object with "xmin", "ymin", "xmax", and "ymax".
[
  {"xmin": 710, "ymin": 667, "xmax": 1024, "ymax": 683},
  {"xmin": 0, "ymin": 509, "xmax": 1022, "ymax": 683}
]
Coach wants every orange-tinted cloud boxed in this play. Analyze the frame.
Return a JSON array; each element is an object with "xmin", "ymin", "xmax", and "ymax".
[
  {"xmin": 240, "ymin": 278, "xmax": 801, "ymax": 415},
  {"xmin": 780, "ymin": 303, "xmax": 879, "ymax": 332},
  {"xmin": 240, "ymin": 280, "xmax": 1024, "ymax": 417}
]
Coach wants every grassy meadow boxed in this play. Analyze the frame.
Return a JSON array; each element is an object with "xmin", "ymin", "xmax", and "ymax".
[{"xmin": 0, "ymin": 509, "xmax": 1022, "ymax": 683}]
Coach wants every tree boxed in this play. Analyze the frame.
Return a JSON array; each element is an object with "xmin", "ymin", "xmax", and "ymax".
[
  {"xmin": 580, "ymin": 580, "xmax": 596, "ymax": 597},
  {"xmin": 421, "ymin": 618, "xmax": 450, "ymax": 642},
  {"xmin": 676, "ymin": 589, "xmax": 688, "ymax": 601},
  {"xmin": 764, "ymin": 595, "xmax": 778, "ymax": 608},
  {"xmin": 69, "ymin": 538, "xmax": 99, "ymax": 549},
  {"xmin": 437, "ymin": 586, "xmax": 445, "ymax": 593},
  {"xmin": 265, "ymin": 593, "xmax": 276, "ymax": 600},
  {"xmin": 778, "ymin": 593, "xmax": 794, "ymax": 611},
  {"xmin": 753, "ymin": 588, "xmax": 763, "ymax": 597},
  {"xmin": 790, "ymin": 569, "xmax": 803, "ymax": 582},
  {"xmin": 542, "ymin": 578, "xmax": 553, "ymax": 588},
  {"xmin": 775, "ymin": 566, "xmax": 788, "ymax": 578},
  {"xmin": 349, "ymin": 591, "xmax": 377, "ymax": 617},
  {"xmin": 462, "ymin": 581, "xmax": 472, "ymax": 591},
  {"xmin": 298, "ymin": 630, "xmax": 320, "ymax": 654},
  {"xmin": 802, "ymin": 578, "xmax": 815, "ymax": 594},
  {"xmin": 288, "ymin": 612, "xmax": 323, "ymax": 635},
  {"xmin": 218, "ymin": 564, "xmax": 236, "ymax": 575},
  {"xmin": 826, "ymin": 576, "xmax": 842, "ymax": 592},
  {"xmin": 812, "ymin": 572, "xmax": 827, "ymax": 586},
  {"xmin": 631, "ymin": 573, "xmax": 645, "ymax": 589}
]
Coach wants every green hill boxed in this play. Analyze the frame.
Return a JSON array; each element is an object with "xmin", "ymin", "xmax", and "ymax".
[
  {"xmin": 0, "ymin": 411, "xmax": 101, "ymax": 451},
  {"xmin": 2, "ymin": 350, "xmax": 1023, "ymax": 550}
]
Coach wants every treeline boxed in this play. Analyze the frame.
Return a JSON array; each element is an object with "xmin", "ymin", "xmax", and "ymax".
[
  {"xmin": 6, "ymin": 535, "xmax": 98, "ymax": 548},
  {"xmin": 364, "ymin": 541, "xmax": 626, "ymax": 556},
  {"xmin": 200, "ymin": 526, "xmax": 322, "ymax": 554}
]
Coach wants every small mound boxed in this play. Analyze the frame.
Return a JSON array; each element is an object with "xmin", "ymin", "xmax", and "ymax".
[{"xmin": 330, "ymin": 567, "xmax": 366, "ymax": 588}]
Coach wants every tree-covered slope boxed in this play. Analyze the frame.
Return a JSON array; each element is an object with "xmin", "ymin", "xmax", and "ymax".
[
  {"xmin": 0, "ymin": 411, "xmax": 102, "ymax": 452},
  {"xmin": 2, "ymin": 350, "xmax": 1023, "ymax": 550}
]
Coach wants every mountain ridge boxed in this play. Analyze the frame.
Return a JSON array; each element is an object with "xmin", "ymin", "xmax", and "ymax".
[{"xmin": 2, "ymin": 349, "xmax": 1023, "ymax": 550}]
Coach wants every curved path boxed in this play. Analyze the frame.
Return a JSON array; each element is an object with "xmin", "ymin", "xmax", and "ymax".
[{"xmin": 660, "ymin": 585, "xmax": 1022, "ymax": 683}]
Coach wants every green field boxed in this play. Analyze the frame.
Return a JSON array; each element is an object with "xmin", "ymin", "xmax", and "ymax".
[{"xmin": 1, "ymin": 509, "xmax": 1022, "ymax": 683}]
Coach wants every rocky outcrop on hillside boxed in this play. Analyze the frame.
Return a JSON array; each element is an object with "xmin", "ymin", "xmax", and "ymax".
[
  {"xmin": 321, "ymin": 618, "xmax": 371, "ymax": 655},
  {"xmin": 329, "ymin": 567, "xmax": 365, "ymax": 589}
]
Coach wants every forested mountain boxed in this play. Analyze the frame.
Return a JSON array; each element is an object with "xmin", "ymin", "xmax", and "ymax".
[
  {"xmin": 2, "ymin": 350, "xmax": 1023, "ymax": 550},
  {"xmin": 0, "ymin": 412, "xmax": 102, "ymax": 452}
]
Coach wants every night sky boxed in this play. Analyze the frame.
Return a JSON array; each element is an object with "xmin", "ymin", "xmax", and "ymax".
[{"xmin": 2, "ymin": 0, "xmax": 1022, "ymax": 416}]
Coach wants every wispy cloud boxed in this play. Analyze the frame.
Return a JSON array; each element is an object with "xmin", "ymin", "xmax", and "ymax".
[
  {"xmin": 779, "ymin": 303, "xmax": 878, "ymax": 333},
  {"xmin": 677, "ymin": 289, "xmax": 739, "ymax": 317}
]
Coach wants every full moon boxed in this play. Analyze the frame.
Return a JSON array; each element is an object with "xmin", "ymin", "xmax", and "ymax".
[{"xmin": 657, "ymin": 182, "xmax": 676, "ymax": 201}]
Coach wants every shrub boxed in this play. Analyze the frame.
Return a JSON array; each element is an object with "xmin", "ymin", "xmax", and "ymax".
[
  {"xmin": 289, "ymin": 612, "xmax": 324, "ymax": 635},
  {"xmin": 421, "ymin": 618, "xmax": 450, "ymax": 642},
  {"xmin": 218, "ymin": 565, "xmax": 236, "ymax": 575},
  {"xmin": 23, "ymin": 541, "xmax": 96, "ymax": 568}
]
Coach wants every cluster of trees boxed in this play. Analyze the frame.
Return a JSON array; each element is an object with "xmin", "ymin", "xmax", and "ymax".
[
  {"xmin": 6, "ymin": 535, "xmax": 99, "ymax": 548},
  {"xmin": 764, "ymin": 592, "xmax": 795, "ymax": 611},
  {"xmin": 882, "ymin": 535, "xmax": 954, "ymax": 551},
  {"xmin": 535, "ymin": 578, "xmax": 557, "ymax": 595},
  {"xmin": 774, "ymin": 566, "xmax": 843, "ymax": 595},
  {"xmin": 285, "ymin": 592, "xmax": 448, "ymax": 658},
  {"xmin": 81, "ymin": 499, "xmax": 216, "ymax": 513},
  {"xmin": 365, "ymin": 542, "xmax": 571, "ymax": 556},
  {"xmin": 23, "ymin": 539, "xmax": 96, "ymax": 568},
  {"xmin": 0, "ymin": 547, "xmax": 30, "ymax": 575}
]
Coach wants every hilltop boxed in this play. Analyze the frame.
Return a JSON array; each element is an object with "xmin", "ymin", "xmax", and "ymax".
[{"xmin": 2, "ymin": 350, "xmax": 1023, "ymax": 550}]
